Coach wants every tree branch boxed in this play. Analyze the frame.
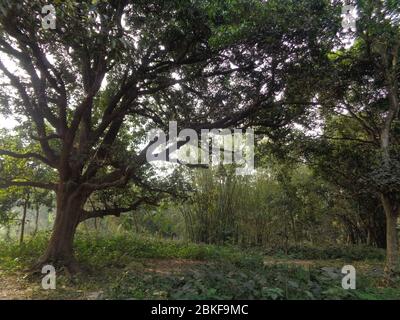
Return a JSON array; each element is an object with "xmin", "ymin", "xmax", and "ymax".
[
  {"xmin": 0, "ymin": 180, "xmax": 57, "ymax": 191},
  {"xmin": 79, "ymin": 198, "xmax": 152, "ymax": 222},
  {"xmin": 0, "ymin": 149, "xmax": 55, "ymax": 167}
]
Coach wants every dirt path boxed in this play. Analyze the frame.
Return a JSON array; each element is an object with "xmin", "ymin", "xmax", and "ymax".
[
  {"xmin": 142, "ymin": 258, "xmax": 206, "ymax": 274},
  {"xmin": 0, "ymin": 259, "xmax": 207, "ymax": 300},
  {"xmin": 0, "ymin": 270, "xmax": 34, "ymax": 299},
  {"xmin": 264, "ymin": 257, "xmax": 316, "ymax": 268}
]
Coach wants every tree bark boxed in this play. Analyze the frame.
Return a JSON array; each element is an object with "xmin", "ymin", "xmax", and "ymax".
[
  {"xmin": 381, "ymin": 194, "xmax": 399, "ymax": 277},
  {"xmin": 38, "ymin": 184, "xmax": 88, "ymax": 273},
  {"xmin": 19, "ymin": 194, "xmax": 29, "ymax": 245}
]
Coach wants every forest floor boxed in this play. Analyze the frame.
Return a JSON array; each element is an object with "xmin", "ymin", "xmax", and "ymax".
[
  {"xmin": 0, "ymin": 233, "xmax": 399, "ymax": 300},
  {"xmin": 0, "ymin": 270, "xmax": 33, "ymax": 299}
]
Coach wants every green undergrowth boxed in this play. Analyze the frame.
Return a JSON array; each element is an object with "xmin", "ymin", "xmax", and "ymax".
[
  {"xmin": 0, "ymin": 231, "xmax": 263, "ymax": 271},
  {"xmin": 105, "ymin": 262, "xmax": 399, "ymax": 300},
  {"xmin": 267, "ymin": 244, "xmax": 386, "ymax": 262},
  {"xmin": 0, "ymin": 232, "xmax": 399, "ymax": 300}
]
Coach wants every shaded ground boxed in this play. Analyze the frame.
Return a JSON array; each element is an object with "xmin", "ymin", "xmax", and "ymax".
[
  {"xmin": 0, "ymin": 270, "xmax": 35, "ymax": 299},
  {"xmin": 0, "ymin": 257, "xmax": 394, "ymax": 300},
  {"xmin": 0, "ymin": 258, "xmax": 207, "ymax": 300}
]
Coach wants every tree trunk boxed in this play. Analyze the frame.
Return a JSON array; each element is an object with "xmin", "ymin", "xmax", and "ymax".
[
  {"xmin": 19, "ymin": 195, "xmax": 29, "ymax": 245},
  {"xmin": 33, "ymin": 203, "xmax": 40, "ymax": 236},
  {"xmin": 373, "ymin": 210, "xmax": 387, "ymax": 249},
  {"xmin": 381, "ymin": 194, "xmax": 399, "ymax": 277},
  {"xmin": 379, "ymin": 44, "xmax": 400, "ymax": 278},
  {"xmin": 38, "ymin": 185, "xmax": 88, "ymax": 273},
  {"xmin": 5, "ymin": 224, "xmax": 11, "ymax": 241}
]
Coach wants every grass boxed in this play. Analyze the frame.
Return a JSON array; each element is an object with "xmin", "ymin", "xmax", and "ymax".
[
  {"xmin": 0, "ymin": 232, "xmax": 399, "ymax": 300},
  {"xmin": 0, "ymin": 231, "xmax": 262, "ymax": 273}
]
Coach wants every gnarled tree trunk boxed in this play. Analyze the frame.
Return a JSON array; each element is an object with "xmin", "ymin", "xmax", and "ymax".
[{"xmin": 38, "ymin": 183, "xmax": 88, "ymax": 273}]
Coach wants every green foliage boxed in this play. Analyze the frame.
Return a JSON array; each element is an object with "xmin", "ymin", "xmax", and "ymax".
[
  {"xmin": 178, "ymin": 165, "xmax": 356, "ymax": 248},
  {"xmin": 74, "ymin": 233, "xmax": 265, "ymax": 269},
  {"xmin": 0, "ymin": 231, "xmax": 50, "ymax": 271},
  {"xmin": 0, "ymin": 231, "xmax": 262, "ymax": 270},
  {"xmin": 105, "ymin": 255, "xmax": 394, "ymax": 300},
  {"xmin": 109, "ymin": 263, "xmax": 292, "ymax": 300},
  {"xmin": 270, "ymin": 244, "xmax": 386, "ymax": 262}
]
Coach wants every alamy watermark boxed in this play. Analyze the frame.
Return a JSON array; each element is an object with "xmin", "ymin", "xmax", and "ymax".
[
  {"xmin": 146, "ymin": 122, "xmax": 255, "ymax": 176},
  {"xmin": 341, "ymin": 265, "xmax": 356, "ymax": 290},
  {"xmin": 41, "ymin": 264, "xmax": 56, "ymax": 290},
  {"xmin": 41, "ymin": 4, "xmax": 56, "ymax": 30},
  {"xmin": 341, "ymin": 4, "xmax": 357, "ymax": 32}
]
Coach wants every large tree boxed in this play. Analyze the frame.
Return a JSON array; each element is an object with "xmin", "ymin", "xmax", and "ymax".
[{"xmin": 0, "ymin": 0, "xmax": 339, "ymax": 271}]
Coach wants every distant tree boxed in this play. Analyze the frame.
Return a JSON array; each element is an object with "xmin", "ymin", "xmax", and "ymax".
[
  {"xmin": 301, "ymin": 117, "xmax": 387, "ymax": 248},
  {"xmin": 31, "ymin": 188, "xmax": 55, "ymax": 236},
  {"xmin": 0, "ymin": 186, "xmax": 20, "ymax": 239}
]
